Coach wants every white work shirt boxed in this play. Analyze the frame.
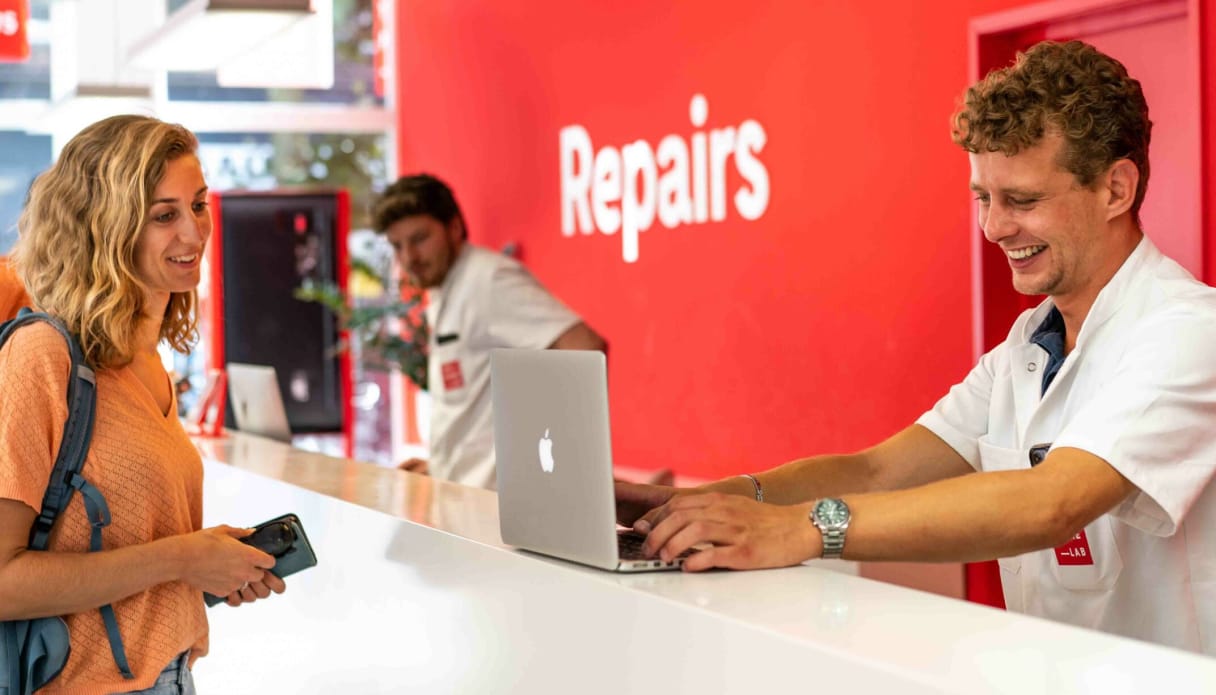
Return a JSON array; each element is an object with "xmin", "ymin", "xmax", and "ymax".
[
  {"xmin": 425, "ymin": 245, "xmax": 580, "ymax": 489},
  {"xmin": 918, "ymin": 236, "xmax": 1216, "ymax": 655}
]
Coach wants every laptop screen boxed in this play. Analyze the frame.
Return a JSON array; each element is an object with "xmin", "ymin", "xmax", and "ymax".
[
  {"xmin": 226, "ymin": 363, "xmax": 292, "ymax": 443},
  {"xmin": 490, "ymin": 349, "xmax": 621, "ymax": 569}
]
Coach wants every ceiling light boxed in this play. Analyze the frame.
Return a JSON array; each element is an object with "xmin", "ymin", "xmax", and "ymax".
[
  {"xmin": 216, "ymin": 0, "xmax": 333, "ymax": 89},
  {"xmin": 126, "ymin": 0, "xmax": 313, "ymax": 73}
]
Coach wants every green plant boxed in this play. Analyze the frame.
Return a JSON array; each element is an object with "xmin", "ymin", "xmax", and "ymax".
[{"xmin": 294, "ymin": 277, "xmax": 429, "ymax": 390}]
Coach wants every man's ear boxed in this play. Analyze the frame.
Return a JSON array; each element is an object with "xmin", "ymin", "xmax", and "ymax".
[
  {"xmin": 1104, "ymin": 158, "xmax": 1139, "ymax": 222},
  {"xmin": 447, "ymin": 217, "xmax": 465, "ymax": 242}
]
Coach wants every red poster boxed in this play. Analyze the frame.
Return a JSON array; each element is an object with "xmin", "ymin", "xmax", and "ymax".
[{"xmin": 0, "ymin": 0, "xmax": 28, "ymax": 63}]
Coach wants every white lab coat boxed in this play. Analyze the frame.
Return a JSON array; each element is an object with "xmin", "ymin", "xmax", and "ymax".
[
  {"xmin": 919, "ymin": 237, "xmax": 1216, "ymax": 655},
  {"xmin": 425, "ymin": 245, "xmax": 581, "ymax": 490}
]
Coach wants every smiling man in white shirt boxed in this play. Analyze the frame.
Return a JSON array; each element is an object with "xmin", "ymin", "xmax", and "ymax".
[{"xmin": 616, "ymin": 40, "xmax": 1216, "ymax": 654}]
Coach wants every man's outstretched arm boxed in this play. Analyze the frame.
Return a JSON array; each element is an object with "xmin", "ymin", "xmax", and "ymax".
[
  {"xmin": 617, "ymin": 424, "xmax": 975, "ymax": 529},
  {"xmin": 638, "ymin": 445, "xmax": 1135, "ymax": 571}
]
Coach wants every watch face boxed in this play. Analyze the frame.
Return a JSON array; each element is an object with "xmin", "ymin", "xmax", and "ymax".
[{"xmin": 816, "ymin": 499, "xmax": 849, "ymax": 526}]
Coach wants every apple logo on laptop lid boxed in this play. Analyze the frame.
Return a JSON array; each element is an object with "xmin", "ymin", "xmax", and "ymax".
[{"xmin": 538, "ymin": 429, "xmax": 555, "ymax": 473}]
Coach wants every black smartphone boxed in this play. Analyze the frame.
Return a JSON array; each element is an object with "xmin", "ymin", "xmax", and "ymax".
[{"xmin": 204, "ymin": 513, "xmax": 318, "ymax": 607}]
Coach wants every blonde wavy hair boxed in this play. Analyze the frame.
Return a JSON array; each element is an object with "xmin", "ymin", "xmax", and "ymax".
[
  {"xmin": 13, "ymin": 115, "xmax": 201, "ymax": 368},
  {"xmin": 951, "ymin": 40, "xmax": 1152, "ymax": 224}
]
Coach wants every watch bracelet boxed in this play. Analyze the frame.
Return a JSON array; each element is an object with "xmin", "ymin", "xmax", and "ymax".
[{"xmin": 820, "ymin": 529, "xmax": 846, "ymax": 559}]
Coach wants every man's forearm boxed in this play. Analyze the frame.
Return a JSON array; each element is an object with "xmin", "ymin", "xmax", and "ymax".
[
  {"xmin": 707, "ymin": 425, "xmax": 973, "ymax": 506},
  {"xmin": 700, "ymin": 452, "xmax": 875, "ymax": 505},
  {"xmin": 839, "ymin": 447, "xmax": 1135, "ymax": 563}
]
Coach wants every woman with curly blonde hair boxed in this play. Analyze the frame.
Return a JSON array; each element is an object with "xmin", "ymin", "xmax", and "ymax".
[{"xmin": 0, "ymin": 115, "xmax": 285, "ymax": 694}]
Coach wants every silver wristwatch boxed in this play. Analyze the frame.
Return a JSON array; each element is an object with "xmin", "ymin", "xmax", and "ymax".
[{"xmin": 810, "ymin": 498, "xmax": 851, "ymax": 559}]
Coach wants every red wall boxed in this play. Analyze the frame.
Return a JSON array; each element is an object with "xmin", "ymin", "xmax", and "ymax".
[{"xmin": 394, "ymin": 0, "xmax": 1076, "ymax": 479}]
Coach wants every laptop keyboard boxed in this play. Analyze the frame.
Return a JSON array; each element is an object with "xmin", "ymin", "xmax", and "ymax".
[
  {"xmin": 617, "ymin": 531, "xmax": 694, "ymax": 561},
  {"xmin": 617, "ymin": 531, "xmax": 649, "ymax": 560}
]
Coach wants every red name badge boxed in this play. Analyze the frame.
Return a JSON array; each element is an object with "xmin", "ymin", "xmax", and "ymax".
[
  {"xmin": 441, "ymin": 360, "xmax": 464, "ymax": 390},
  {"xmin": 1054, "ymin": 529, "xmax": 1095, "ymax": 566}
]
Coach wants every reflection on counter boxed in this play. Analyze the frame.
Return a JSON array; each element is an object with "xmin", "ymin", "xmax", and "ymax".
[
  {"xmin": 193, "ymin": 431, "xmax": 1216, "ymax": 695},
  {"xmin": 194, "ymin": 431, "xmax": 502, "ymax": 546}
]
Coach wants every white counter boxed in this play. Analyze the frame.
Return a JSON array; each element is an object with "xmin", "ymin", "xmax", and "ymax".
[{"xmin": 191, "ymin": 432, "xmax": 1216, "ymax": 694}]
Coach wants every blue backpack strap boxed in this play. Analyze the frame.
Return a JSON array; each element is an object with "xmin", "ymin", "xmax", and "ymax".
[
  {"xmin": 0, "ymin": 311, "xmax": 133, "ymax": 681},
  {"xmin": 68, "ymin": 475, "xmax": 133, "ymax": 679},
  {"xmin": 0, "ymin": 310, "xmax": 98, "ymax": 551},
  {"xmin": 4, "ymin": 618, "xmax": 21, "ymax": 693}
]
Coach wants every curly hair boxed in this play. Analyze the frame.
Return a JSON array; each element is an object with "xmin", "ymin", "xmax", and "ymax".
[
  {"xmin": 13, "ymin": 115, "xmax": 201, "ymax": 368},
  {"xmin": 372, "ymin": 173, "xmax": 468, "ymax": 239},
  {"xmin": 951, "ymin": 40, "xmax": 1152, "ymax": 223}
]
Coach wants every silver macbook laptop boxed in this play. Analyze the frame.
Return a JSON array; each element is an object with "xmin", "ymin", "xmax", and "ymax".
[
  {"xmin": 226, "ymin": 363, "xmax": 292, "ymax": 443},
  {"xmin": 491, "ymin": 349, "xmax": 688, "ymax": 572}
]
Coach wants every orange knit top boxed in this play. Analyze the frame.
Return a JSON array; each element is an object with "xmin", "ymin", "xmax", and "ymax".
[
  {"xmin": 0, "ymin": 257, "xmax": 32, "ymax": 321},
  {"xmin": 0, "ymin": 322, "xmax": 208, "ymax": 695}
]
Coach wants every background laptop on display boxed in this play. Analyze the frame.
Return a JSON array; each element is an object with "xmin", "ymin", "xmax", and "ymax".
[
  {"xmin": 226, "ymin": 363, "xmax": 293, "ymax": 443},
  {"xmin": 491, "ymin": 349, "xmax": 689, "ymax": 572}
]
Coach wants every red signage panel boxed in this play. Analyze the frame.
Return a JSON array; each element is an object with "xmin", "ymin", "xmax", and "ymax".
[{"xmin": 0, "ymin": 0, "xmax": 28, "ymax": 63}]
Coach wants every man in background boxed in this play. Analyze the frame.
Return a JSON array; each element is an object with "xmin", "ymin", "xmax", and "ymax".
[{"xmin": 374, "ymin": 174, "xmax": 605, "ymax": 490}]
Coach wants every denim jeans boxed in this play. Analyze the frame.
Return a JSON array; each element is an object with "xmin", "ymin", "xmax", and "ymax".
[{"xmin": 119, "ymin": 652, "xmax": 195, "ymax": 695}]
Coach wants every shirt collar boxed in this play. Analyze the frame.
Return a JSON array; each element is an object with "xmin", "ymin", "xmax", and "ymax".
[
  {"xmin": 428, "ymin": 243, "xmax": 472, "ymax": 302},
  {"xmin": 1072, "ymin": 234, "xmax": 1156, "ymax": 348},
  {"xmin": 424, "ymin": 244, "xmax": 472, "ymax": 326},
  {"xmin": 1018, "ymin": 234, "xmax": 1158, "ymax": 345}
]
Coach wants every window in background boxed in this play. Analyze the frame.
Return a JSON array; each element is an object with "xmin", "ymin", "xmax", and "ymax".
[
  {"xmin": 192, "ymin": 131, "xmax": 394, "ymax": 463},
  {"xmin": 0, "ymin": 0, "xmax": 52, "ymax": 253},
  {"xmin": 345, "ymin": 228, "xmax": 397, "ymax": 466},
  {"xmin": 197, "ymin": 131, "xmax": 388, "ymax": 228},
  {"xmin": 0, "ymin": 0, "xmax": 48, "ymax": 100},
  {"xmin": 0, "ymin": 0, "xmax": 398, "ymax": 463},
  {"xmin": 0, "ymin": 132, "xmax": 52, "ymax": 254}
]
